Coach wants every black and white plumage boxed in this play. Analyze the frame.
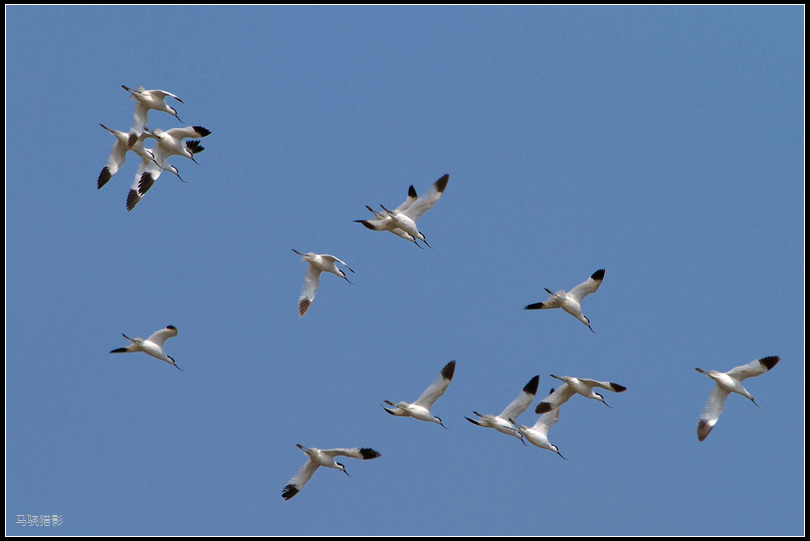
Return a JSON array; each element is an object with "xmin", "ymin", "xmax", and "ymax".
[
  {"xmin": 356, "ymin": 174, "xmax": 449, "ymax": 248},
  {"xmin": 109, "ymin": 325, "xmax": 182, "ymax": 370},
  {"xmin": 695, "ymin": 356, "xmax": 779, "ymax": 442},
  {"xmin": 466, "ymin": 375, "xmax": 539, "ymax": 443},
  {"xmin": 282, "ymin": 444, "xmax": 381, "ymax": 500},
  {"xmin": 292, "ymin": 249, "xmax": 355, "ymax": 317},
  {"xmin": 125, "ymin": 127, "xmax": 209, "ymax": 211},
  {"xmin": 122, "ymin": 85, "xmax": 185, "ymax": 148},
  {"xmin": 517, "ymin": 406, "xmax": 566, "ymax": 459},
  {"xmin": 97, "ymin": 123, "xmax": 156, "ymax": 190},
  {"xmin": 383, "ymin": 360, "xmax": 456, "ymax": 429},
  {"xmin": 524, "ymin": 269, "xmax": 605, "ymax": 332},
  {"xmin": 535, "ymin": 375, "xmax": 626, "ymax": 413}
]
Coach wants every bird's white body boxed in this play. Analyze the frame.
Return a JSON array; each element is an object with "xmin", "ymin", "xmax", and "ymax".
[
  {"xmin": 695, "ymin": 356, "xmax": 779, "ymax": 441},
  {"xmin": 383, "ymin": 360, "xmax": 456, "ymax": 428},
  {"xmin": 525, "ymin": 269, "xmax": 605, "ymax": 332},
  {"xmin": 466, "ymin": 375, "xmax": 539, "ymax": 441},
  {"xmin": 357, "ymin": 174, "xmax": 449, "ymax": 247},
  {"xmin": 110, "ymin": 325, "xmax": 181, "ymax": 370},
  {"xmin": 282, "ymin": 444, "xmax": 381, "ymax": 500},
  {"xmin": 146, "ymin": 126, "xmax": 210, "ymax": 168},
  {"xmin": 535, "ymin": 375, "xmax": 627, "ymax": 413},
  {"xmin": 122, "ymin": 85, "xmax": 185, "ymax": 148},
  {"xmin": 292, "ymin": 249, "xmax": 354, "ymax": 317},
  {"xmin": 517, "ymin": 407, "xmax": 565, "ymax": 459}
]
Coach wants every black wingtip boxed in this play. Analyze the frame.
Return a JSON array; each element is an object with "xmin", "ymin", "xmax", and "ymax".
[
  {"xmin": 192, "ymin": 126, "xmax": 212, "ymax": 137},
  {"xmin": 434, "ymin": 174, "xmax": 449, "ymax": 193},
  {"xmin": 282, "ymin": 484, "xmax": 299, "ymax": 500},
  {"xmin": 465, "ymin": 417, "xmax": 481, "ymax": 426},
  {"xmin": 126, "ymin": 189, "xmax": 140, "ymax": 211},
  {"xmin": 535, "ymin": 402, "xmax": 552, "ymax": 414},
  {"xmin": 358, "ymin": 448, "xmax": 381, "ymax": 460},
  {"xmin": 138, "ymin": 172, "xmax": 155, "ymax": 195},
  {"xmin": 591, "ymin": 269, "xmax": 605, "ymax": 281},
  {"xmin": 98, "ymin": 168, "xmax": 111, "ymax": 190},
  {"xmin": 355, "ymin": 220, "xmax": 376, "ymax": 230},
  {"xmin": 611, "ymin": 383, "xmax": 627, "ymax": 393},
  {"xmin": 408, "ymin": 185, "xmax": 417, "ymax": 198},
  {"xmin": 110, "ymin": 348, "xmax": 128, "ymax": 354},
  {"xmin": 760, "ymin": 356, "xmax": 780, "ymax": 371},
  {"xmin": 524, "ymin": 302, "xmax": 544, "ymax": 310},
  {"xmin": 524, "ymin": 375, "xmax": 540, "ymax": 396},
  {"xmin": 442, "ymin": 360, "xmax": 456, "ymax": 381}
]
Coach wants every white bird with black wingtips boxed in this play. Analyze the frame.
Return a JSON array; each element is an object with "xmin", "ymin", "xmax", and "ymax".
[
  {"xmin": 356, "ymin": 174, "xmax": 449, "ymax": 248},
  {"xmin": 535, "ymin": 375, "xmax": 626, "ymax": 413},
  {"xmin": 292, "ymin": 249, "xmax": 355, "ymax": 317},
  {"xmin": 97, "ymin": 123, "xmax": 157, "ymax": 190},
  {"xmin": 695, "ymin": 356, "xmax": 780, "ymax": 442},
  {"xmin": 282, "ymin": 444, "xmax": 381, "ymax": 500},
  {"xmin": 109, "ymin": 325, "xmax": 182, "ymax": 370},
  {"xmin": 383, "ymin": 360, "xmax": 456, "ymax": 429},
  {"xmin": 518, "ymin": 406, "xmax": 566, "ymax": 459},
  {"xmin": 524, "ymin": 269, "xmax": 605, "ymax": 332},
  {"xmin": 122, "ymin": 85, "xmax": 185, "ymax": 148},
  {"xmin": 466, "ymin": 375, "xmax": 539, "ymax": 443}
]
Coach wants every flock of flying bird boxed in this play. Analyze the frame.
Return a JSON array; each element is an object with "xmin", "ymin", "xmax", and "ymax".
[
  {"xmin": 97, "ymin": 85, "xmax": 211, "ymax": 211},
  {"xmin": 99, "ymin": 86, "xmax": 781, "ymax": 502}
]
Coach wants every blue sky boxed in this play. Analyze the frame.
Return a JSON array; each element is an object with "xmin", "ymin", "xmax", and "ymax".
[{"xmin": 6, "ymin": 6, "xmax": 804, "ymax": 536}]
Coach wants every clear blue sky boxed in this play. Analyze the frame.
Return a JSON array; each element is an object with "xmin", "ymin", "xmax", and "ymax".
[{"xmin": 6, "ymin": 6, "xmax": 804, "ymax": 536}]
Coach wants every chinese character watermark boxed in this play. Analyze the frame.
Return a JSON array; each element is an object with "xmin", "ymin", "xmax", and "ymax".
[{"xmin": 15, "ymin": 515, "xmax": 62, "ymax": 526}]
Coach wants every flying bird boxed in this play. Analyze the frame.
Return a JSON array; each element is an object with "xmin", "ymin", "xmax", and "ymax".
[
  {"xmin": 125, "ymin": 153, "xmax": 185, "ymax": 211},
  {"xmin": 517, "ymin": 406, "xmax": 566, "ymax": 459},
  {"xmin": 282, "ymin": 444, "xmax": 381, "ymax": 500},
  {"xmin": 356, "ymin": 174, "xmax": 449, "ymax": 248},
  {"xmin": 524, "ymin": 269, "xmax": 605, "ymax": 332},
  {"xmin": 145, "ymin": 126, "xmax": 210, "ymax": 168},
  {"xmin": 465, "ymin": 375, "xmax": 539, "ymax": 443},
  {"xmin": 109, "ymin": 325, "xmax": 182, "ymax": 370},
  {"xmin": 695, "ymin": 356, "xmax": 780, "ymax": 441},
  {"xmin": 383, "ymin": 360, "xmax": 456, "ymax": 429},
  {"xmin": 292, "ymin": 249, "xmax": 355, "ymax": 317},
  {"xmin": 122, "ymin": 85, "xmax": 185, "ymax": 148},
  {"xmin": 97, "ymin": 123, "xmax": 157, "ymax": 190},
  {"xmin": 535, "ymin": 375, "xmax": 626, "ymax": 413}
]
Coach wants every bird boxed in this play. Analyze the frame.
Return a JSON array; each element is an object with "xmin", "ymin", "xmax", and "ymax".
[
  {"xmin": 145, "ymin": 126, "xmax": 211, "ymax": 168},
  {"xmin": 535, "ymin": 375, "xmax": 626, "ymax": 413},
  {"xmin": 109, "ymin": 325, "xmax": 182, "ymax": 370},
  {"xmin": 517, "ymin": 406, "xmax": 566, "ymax": 459},
  {"xmin": 97, "ymin": 123, "xmax": 157, "ymax": 190},
  {"xmin": 292, "ymin": 249, "xmax": 355, "ymax": 317},
  {"xmin": 125, "ymin": 153, "xmax": 185, "ymax": 211},
  {"xmin": 383, "ymin": 360, "xmax": 456, "ymax": 428},
  {"xmin": 356, "ymin": 174, "xmax": 449, "ymax": 248},
  {"xmin": 524, "ymin": 269, "xmax": 605, "ymax": 332},
  {"xmin": 122, "ymin": 85, "xmax": 185, "ymax": 148},
  {"xmin": 361, "ymin": 204, "xmax": 424, "ymax": 248},
  {"xmin": 465, "ymin": 375, "xmax": 539, "ymax": 443},
  {"xmin": 695, "ymin": 356, "xmax": 780, "ymax": 442},
  {"xmin": 282, "ymin": 444, "xmax": 381, "ymax": 500}
]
